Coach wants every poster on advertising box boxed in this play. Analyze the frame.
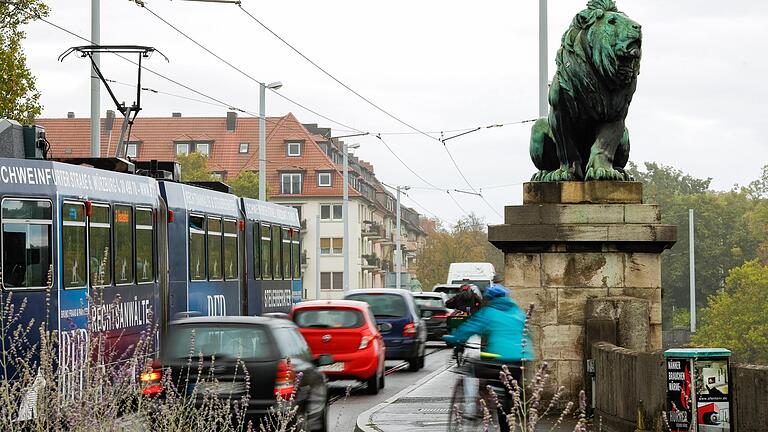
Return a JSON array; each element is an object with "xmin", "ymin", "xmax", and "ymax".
[
  {"xmin": 695, "ymin": 360, "xmax": 731, "ymax": 431},
  {"xmin": 666, "ymin": 358, "xmax": 692, "ymax": 432}
]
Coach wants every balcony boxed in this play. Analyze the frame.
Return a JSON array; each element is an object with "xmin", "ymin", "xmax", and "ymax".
[
  {"xmin": 300, "ymin": 218, "xmax": 307, "ymax": 231},
  {"xmin": 362, "ymin": 221, "xmax": 383, "ymax": 239},
  {"xmin": 361, "ymin": 253, "xmax": 379, "ymax": 270},
  {"xmin": 301, "ymin": 250, "xmax": 309, "ymax": 269}
]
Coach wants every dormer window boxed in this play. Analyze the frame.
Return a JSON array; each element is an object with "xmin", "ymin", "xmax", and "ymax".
[
  {"xmin": 286, "ymin": 141, "xmax": 302, "ymax": 157},
  {"xmin": 318, "ymin": 172, "xmax": 332, "ymax": 187}
]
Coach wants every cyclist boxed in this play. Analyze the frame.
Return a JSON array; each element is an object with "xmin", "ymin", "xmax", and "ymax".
[
  {"xmin": 443, "ymin": 274, "xmax": 534, "ymax": 407},
  {"xmin": 445, "ymin": 283, "xmax": 482, "ymax": 314}
]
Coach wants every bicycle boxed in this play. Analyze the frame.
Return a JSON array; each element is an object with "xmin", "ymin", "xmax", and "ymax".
[
  {"xmin": 447, "ymin": 344, "xmax": 522, "ymax": 432},
  {"xmin": 446, "ymin": 312, "xmax": 469, "ymax": 366}
]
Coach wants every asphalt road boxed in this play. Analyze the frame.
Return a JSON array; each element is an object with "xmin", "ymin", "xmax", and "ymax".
[{"xmin": 327, "ymin": 343, "xmax": 453, "ymax": 432}]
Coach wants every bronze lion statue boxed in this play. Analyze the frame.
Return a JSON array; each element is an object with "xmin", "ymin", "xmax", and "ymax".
[{"xmin": 530, "ymin": 0, "xmax": 642, "ymax": 181}]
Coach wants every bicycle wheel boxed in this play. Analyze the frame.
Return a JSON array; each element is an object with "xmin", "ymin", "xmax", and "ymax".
[{"xmin": 447, "ymin": 375, "xmax": 483, "ymax": 431}]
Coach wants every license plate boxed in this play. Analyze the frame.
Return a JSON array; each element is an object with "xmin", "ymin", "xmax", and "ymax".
[
  {"xmin": 318, "ymin": 362, "xmax": 344, "ymax": 372},
  {"xmin": 190, "ymin": 381, "xmax": 245, "ymax": 395}
]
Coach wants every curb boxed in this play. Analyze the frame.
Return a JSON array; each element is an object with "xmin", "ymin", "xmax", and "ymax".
[{"xmin": 354, "ymin": 362, "xmax": 453, "ymax": 432}]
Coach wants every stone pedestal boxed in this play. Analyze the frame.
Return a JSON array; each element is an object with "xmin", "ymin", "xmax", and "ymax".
[{"xmin": 488, "ymin": 182, "xmax": 676, "ymax": 397}]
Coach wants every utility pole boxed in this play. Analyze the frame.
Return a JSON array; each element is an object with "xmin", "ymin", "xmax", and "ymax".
[
  {"xmin": 395, "ymin": 186, "xmax": 410, "ymax": 290},
  {"xmin": 259, "ymin": 81, "xmax": 282, "ymax": 201},
  {"xmin": 90, "ymin": 0, "xmax": 100, "ymax": 157},
  {"xmin": 539, "ymin": 0, "xmax": 548, "ymax": 118},
  {"xmin": 343, "ymin": 142, "xmax": 350, "ymax": 292},
  {"xmin": 315, "ymin": 214, "xmax": 321, "ymax": 300},
  {"xmin": 689, "ymin": 209, "xmax": 696, "ymax": 333}
]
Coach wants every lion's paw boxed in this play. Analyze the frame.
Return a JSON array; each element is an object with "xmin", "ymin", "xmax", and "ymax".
[{"xmin": 585, "ymin": 166, "xmax": 625, "ymax": 181}]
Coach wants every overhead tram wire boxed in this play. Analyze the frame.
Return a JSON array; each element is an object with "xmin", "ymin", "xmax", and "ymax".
[{"xmin": 134, "ymin": 2, "xmax": 364, "ymax": 134}]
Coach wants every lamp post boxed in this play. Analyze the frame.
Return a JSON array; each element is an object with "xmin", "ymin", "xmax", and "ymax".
[
  {"xmin": 395, "ymin": 185, "xmax": 410, "ymax": 290},
  {"xmin": 539, "ymin": 0, "xmax": 548, "ymax": 118},
  {"xmin": 343, "ymin": 142, "xmax": 360, "ymax": 292},
  {"xmin": 259, "ymin": 81, "xmax": 282, "ymax": 201}
]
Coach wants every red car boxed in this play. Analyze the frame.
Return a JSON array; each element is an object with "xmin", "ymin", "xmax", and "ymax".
[{"xmin": 289, "ymin": 300, "xmax": 386, "ymax": 394}]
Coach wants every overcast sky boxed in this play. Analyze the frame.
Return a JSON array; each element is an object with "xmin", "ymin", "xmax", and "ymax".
[{"xmin": 23, "ymin": 0, "xmax": 768, "ymax": 226}]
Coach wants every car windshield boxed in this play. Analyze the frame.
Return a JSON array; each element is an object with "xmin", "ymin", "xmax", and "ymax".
[
  {"xmin": 163, "ymin": 324, "xmax": 275, "ymax": 360},
  {"xmin": 347, "ymin": 294, "xmax": 407, "ymax": 317},
  {"xmin": 450, "ymin": 280, "xmax": 490, "ymax": 291},
  {"xmin": 414, "ymin": 297, "xmax": 443, "ymax": 308},
  {"xmin": 294, "ymin": 308, "xmax": 365, "ymax": 328}
]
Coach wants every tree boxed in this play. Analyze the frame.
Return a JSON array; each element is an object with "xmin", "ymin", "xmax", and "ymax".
[
  {"xmin": 415, "ymin": 213, "xmax": 503, "ymax": 291},
  {"xmin": 228, "ymin": 170, "xmax": 264, "ymax": 199},
  {"xmin": 692, "ymin": 260, "xmax": 768, "ymax": 365},
  {"xmin": 176, "ymin": 153, "xmax": 216, "ymax": 182},
  {"xmin": 0, "ymin": 0, "xmax": 48, "ymax": 123}
]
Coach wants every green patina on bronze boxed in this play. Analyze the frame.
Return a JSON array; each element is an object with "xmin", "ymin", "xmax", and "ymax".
[{"xmin": 530, "ymin": 0, "xmax": 642, "ymax": 182}]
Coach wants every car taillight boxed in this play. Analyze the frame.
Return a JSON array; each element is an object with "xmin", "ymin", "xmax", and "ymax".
[
  {"xmin": 433, "ymin": 314, "xmax": 449, "ymax": 319},
  {"xmin": 140, "ymin": 367, "xmax": 163, "ymax": 396},
  {"xmin": 274, "ymin": 359, "xmax": 296, "ymax": 398},
  {"xmin": 358, "ymin": 335, "xmax": 374, "ymax": 350},
  {"xmin": 403, "ymin": 323, "xmax": 417, "ymax": 337}
]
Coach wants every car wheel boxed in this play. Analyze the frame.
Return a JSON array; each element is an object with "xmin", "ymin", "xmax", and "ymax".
[
  {"xmin": 379, "ymin": 371, "xmax": 385, "ymax": 389},
  {"xmin": 366, "ymin": 369, "xmax": 381, "ymax": 395},
  {"xmin": 408, "ymin": 355, "xmax": 421, "ymax": 371}
]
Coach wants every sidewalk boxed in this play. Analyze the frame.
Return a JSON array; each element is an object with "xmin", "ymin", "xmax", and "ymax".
[{"xmin": 355, "ymin": 360, "xmax": 586, "ymax": 432}]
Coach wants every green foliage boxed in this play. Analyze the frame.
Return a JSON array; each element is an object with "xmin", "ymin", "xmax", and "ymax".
[
  {"xmin": 415, "ymin": 213, "xmax": 503, "ymax": 291},
  {"xmin": 671, "ymin": 309, "xmax": 690, "ymax": 329},
  {"xmin": 176, "ymin": 153, "xmax": 216, "ymax": 182},
  {"xmin": 628, "ymin": 162, "xmax": 768, "ymax": 329},
  {"xmin": 0, "ymin": 0, "xmax": 48, "ymax": 123},
  {"xmin": 228, "ymin": 170, "xmax": 263, "ymax": 200},
  {"xmin": 692, "ymin": 260, "xmax": 768, "ymax": 364}
]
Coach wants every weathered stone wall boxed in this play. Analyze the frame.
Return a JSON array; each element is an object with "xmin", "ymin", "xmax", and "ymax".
[{"xmin": 592, "ymin": 342, "xmax": 768, "ymax": 432}]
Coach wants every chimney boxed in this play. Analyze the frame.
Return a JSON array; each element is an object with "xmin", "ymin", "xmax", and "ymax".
[
  {"xmin": 67, "ymin": 112, "xmax": 75, "ymax": 119},
  {"xmin": 172, "ymin": 112, "xmax": 182, "ymax": 118},
  {"xmin": 106, "ymin": 110, "xmax": 115, "ymax": 131},
  {"xmin": 226, "ymin": 111, "xmax": 237, "ymax": 131}
]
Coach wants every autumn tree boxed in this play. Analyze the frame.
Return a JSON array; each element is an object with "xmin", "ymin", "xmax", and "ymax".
[
  {"xmin": 228, "ymin": 170, "xmax": 264, "ymax": 200},
  {"xmin": 415, "ymin": 213, "xmax": 503, "ymax": 291},
  {"xmin": 0, "ymin": 0, "xmax": 48, "ymax": 123},
  {"xmin": 692, "ymin": 260, "xmax": 768, "ymax": 364}
]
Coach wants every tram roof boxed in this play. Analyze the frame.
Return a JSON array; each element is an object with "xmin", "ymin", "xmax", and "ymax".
[
  {"xmin": 0, "ymin": 157, "xmax": 158, "ymax": 205},
  {"xmin": 159, "ymin": 180, "xmax": 240, "ymax": 217}
]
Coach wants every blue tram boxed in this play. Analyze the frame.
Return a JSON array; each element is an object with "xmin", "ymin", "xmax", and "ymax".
[
  {"xmin": 0, "ymin": 158, "xmax": 162, "ymax": 377},
  {"xmin": 0, "ymin": 155, "xmax": 302, "ymax": 380}
]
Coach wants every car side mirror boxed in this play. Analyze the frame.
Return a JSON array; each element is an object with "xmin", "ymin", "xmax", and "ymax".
[
  {"xmin": 314, "ymin": 354, "xmax": 334, "ymax": 367},
  {"xmin": 377, "ymin": 323, "xmax": 392, "ymax": 332}
]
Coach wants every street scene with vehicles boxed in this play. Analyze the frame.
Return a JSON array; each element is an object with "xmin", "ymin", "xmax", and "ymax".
[{"xmin": 2, "ymin": 0, "xmax": 768, "ymax": 430}]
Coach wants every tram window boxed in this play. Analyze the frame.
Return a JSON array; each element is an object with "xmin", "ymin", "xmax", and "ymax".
[
  {"xmin": 253, "ymin": 223, "xmax": 261, "ymax": 279},
  {"xmin": 114, "ymin": 205, "xmax": 134, "ymax": 285},
  {"xmin": 282, "ymin": 227, "xmax": 291, "ymax": 280},
  {"xmin": 260, "ymin": 224, "xmax": 271, "ymax": 279},
  {"xmin": 136, "ymin": 208, "xmax": 154, "ymax": 284},
  {"xmin": 1, "ymin": 199, "xmax": 52, "ymax": 289},
  {"xmin": 223, "ymin": 219, "xmax": 238, "ymax": 280},
  {"xmin": 272, "ymin": 225, "xmax": 282, "ymax": 279},
  {"xmin": 291, "ymin": 230, "xmax": 301, "ymax": 279},
  {"xmin": 208, "ymin": 216, "xmax": 223, "ymax": 280},
  {"xmin": 189, "ymin": 214, "xmax": 206, "ymax": 281},
  {"xmin": 62, "ymin": 202, "xmax": 87, "ymax": 289},
  {"xmin": 89, "ymin": 204, "xmax": 112, "ymax": 286}
]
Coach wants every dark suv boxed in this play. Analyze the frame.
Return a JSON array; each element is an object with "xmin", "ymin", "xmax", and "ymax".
[
  {"xmin": 413, "ymin": 292, "xmax": 451, "ymax": 341},
  {"xmin": 147, "ymin": 316, "xmax": 330, "ymax": 431},
  {"xmin": 344, "ymin": 289, "xmax": 427, "ymax": 371}
]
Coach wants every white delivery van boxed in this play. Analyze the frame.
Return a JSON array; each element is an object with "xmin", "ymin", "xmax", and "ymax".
[{"xmin": 446, "ymin": 262, "xmax": 496, "ymax": 293}]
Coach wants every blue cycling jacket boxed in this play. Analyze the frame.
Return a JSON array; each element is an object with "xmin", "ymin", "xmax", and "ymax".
[{"xmin": 443, "ymin": 296, "xmax": 534, "ymax": 361}]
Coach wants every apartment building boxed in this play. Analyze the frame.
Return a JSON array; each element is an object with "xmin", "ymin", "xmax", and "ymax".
[{"xmin": 36, "ymin": 112, "xmax": 426, "ymax": 299}]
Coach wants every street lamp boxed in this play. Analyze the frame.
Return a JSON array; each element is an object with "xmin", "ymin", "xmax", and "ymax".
[
  {"xmin": 343, "ymin": 142, "xmax": 360, "ymax": 292},
  {"xmin": 395, "ymin": 185, "xmax": 411, "ymax": 290},
  {"xmin": 259, "ymin": 80, "xmax": 283, "ymax": 201}
]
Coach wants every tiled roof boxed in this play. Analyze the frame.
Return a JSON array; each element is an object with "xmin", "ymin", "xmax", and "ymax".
[{"xmin": 36, "ymin": 113, "xmax": 363, "ymax": 199}]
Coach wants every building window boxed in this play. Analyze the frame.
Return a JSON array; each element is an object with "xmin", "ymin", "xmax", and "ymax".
[
  {"xmin": 126, "ymin": 143, "xmax": 139, "ymax": 158},
  {"xmin": 320, "ymin": 272, "xmax": 343, "ymax": 290},
  {"xmin": 196, "ymin": 143, "xmax": 210, "ymax": 156},
  {"xmin": 176, "ymin": 143, "xmax": 190, "ymax": 155},
  {"xmin": 286, "ymin": 141, "xmax": 302, "ymax": 157},
  {"xmin": 212, "ymin": 171, "xmax": 225, "ymax": 181},
  {"xmin": 320, "ymin": 204, "xmax": 343, "ymax": 220},
  {"xmin": 318, "ymin": 172, "xmax": 332, "ymax": 187},
  {"xmin": 320, "ymin": 237, "xmax": 343, "ymax": 255},
  {"xmin": 239, "ymin": 142, "xmax": 249, "ymax": 153},
  {"xmin": 281, "ymin": 173, "xmax": 302, "ymax": 195}
]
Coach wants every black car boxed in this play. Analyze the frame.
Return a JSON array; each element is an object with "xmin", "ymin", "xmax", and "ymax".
[
  {"xmin": 413, "ymin": 292, "xmax": 451, "ymax": 341},
  {"xmin": 147, "ymin": 316, "xmax": 330, "ymax": 431},
  {"xmin": 345, "ymin": 289, "xmax": 428, "ymax": 371}
]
